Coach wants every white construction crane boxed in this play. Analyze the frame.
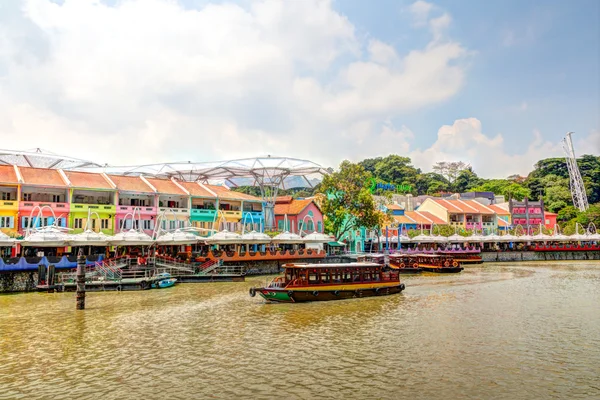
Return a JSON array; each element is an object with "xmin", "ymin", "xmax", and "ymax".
[{"xmin": 562, "ymin": 132, "xmax": 589, "ymax": 212}]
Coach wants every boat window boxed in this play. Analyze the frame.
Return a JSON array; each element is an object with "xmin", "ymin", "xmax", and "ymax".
[
  {"xmin": 353, "ymin": 270, "xmax": 361, "ymax": 282},
  {"xmin": 308, "ymin": 273, "xmax": 318, "ymax": 283},
  {"xmin": 342, "ymin": 271, "xmax": 352, "ymax": 282},
  {"xmin": 321, "ymin": 272, "xmax": 330, "ymax": 284}
]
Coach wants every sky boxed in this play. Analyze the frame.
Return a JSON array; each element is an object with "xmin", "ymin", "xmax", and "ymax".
[{"xmin": 0, "ymin": 0, "xmax": 598, "ymax": 177}]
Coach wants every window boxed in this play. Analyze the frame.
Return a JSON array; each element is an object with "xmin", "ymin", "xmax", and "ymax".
[
  {"xmin": 74, "ymin": 219, "xmax": 83, "ymax": 229},
  {"xmin": 91, "ymin": 219, "xmax": 96, "ymax": 230},
  {"xmin": 170, "ymin": 221, "xmax": 176, "ymax": 230},
  {"xmin": 52, "ymin": 194, "xmax": 61, "ymax": 203},
  {"xmin": 277, "ymin": 220, "xmax": 283, "ymax": 231},
  {"xmin": 298, "ymin": 222, "xmax": 303, "ymax": 232},
  {"xmin": 307, "ymin": 220, "xmax": 314, "ymax": 232},
  {"xmin": 0, "ymin": 217, "xmax": 12, "ymax": 228},
  {"xmin": 318, "ymin": 221, "xmax": 322, "ymax": 233},
  {"xmin": 143, "ymin": 220, "xmax": 152, "ymax": 230},
  {"xmin": 23, "ymin": 193, "xmax": 32, "ymax": 201},
  {"xmin": 101, "ymin": 219, "xmax": 110, "ymax": 230},
  {"xmin": 1, "ymin": 192, "xmax": 11, "ymax": 201}
]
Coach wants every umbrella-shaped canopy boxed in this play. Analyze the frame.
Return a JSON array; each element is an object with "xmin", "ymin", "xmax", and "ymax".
[
  {"xmin": 467, "ymin": 234, "xmax": 486, "ymax": 242},
  {"xmin": 68, "ymin": 229, "xmax": 111, "ymax": 247},
  {"xmin": 448, "ymin": 234, "xmax": 469, "ymax": 242},
  {"xmin": 587, "ymin": 232, "xmax": 600, "ymax": 241},
  {"xmin": 530, "ymin": 233, "xmax": 555, "ymax": 242},
  {"xmin": 204, "ymin": 230, "xmax": 243, "ymax": 245},
  {"xmin": 552, "ymin": 234, "xmax": 570, "ymax": 242},
  {"xmin": 109, "ymin": 229, "xmax": 154, "ymax": 246},
  {"xmin": 518, "ymin": 234, "xmax": 533, "ymax": 242},
  {"xmin": 240, "ymin": 230, "xmax": 272, "ymax": 244},
  {"xmin": 0, "ymin": 230, "xmax": 15, "ymax": 247},
  {"xmin": 155, "ymin": 229, "xmax": 200, "ymax": 245},
  {"xmin": 568, "ymin": 233, "xmax": 589, "ymax": 241},
  {"xmin": 302, "ymin": 232, "xmax": 335, "ymax": 243},
  {"xmin": 398, "ymin": 234, "xmax": 411, "ymax": 242},
  {"xmin": 19, "ymin": 226, "xmax": 70, "ymax": 247},
  {"xmin": 271, "ymin": 231, "xmax": 304, "ymax": 244},
  {"xmin": 482, "ymin": 233, "xmax": 503, "ymax": 242},
  {"xmin": 411, "ymin": 234, "xmax": 437, "ymax": 243},
  {"xmin": 498, "ymin": 233, "xmax": 518, "ymax": 242}
]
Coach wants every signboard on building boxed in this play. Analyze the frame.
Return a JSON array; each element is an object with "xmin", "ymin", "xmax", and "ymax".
[{"xmin": 368, "ymin": 178, "xmax": 411, "ymax": 194}]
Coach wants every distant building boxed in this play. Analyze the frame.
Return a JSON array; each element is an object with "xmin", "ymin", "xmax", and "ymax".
[
  {"xmin": 274, "ymin": 196, "xmax": 323, "ymax": 233},
  {"xmin": 509, "ymin": 198, "xmax": 545, "ymax": 230},
  {"xmin": 417, "ymin": 198, "xmax": 498, "ymax": 232},
  {"xmin": 383, "ymin": 203, "xmax": 447, "ymax": 231},
  {"xmin": 544, "ymin": 212, "xmax": 558, "ymax": 230}
]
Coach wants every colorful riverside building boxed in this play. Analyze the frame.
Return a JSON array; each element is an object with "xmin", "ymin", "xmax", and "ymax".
[
  {"xmin": 383, "ymin": 203, "xmax": 447, "ymax": 232},
  {"xmin": 0, "ymin": 165, "xmax": 266, "ymax": 238},
  {"xmin": 274, "ymin": 196, "xmax": 323, "ymax": 233},
  {"xmin": 417, "ymin": 198, "xmax": 498, "ymax": 233}
]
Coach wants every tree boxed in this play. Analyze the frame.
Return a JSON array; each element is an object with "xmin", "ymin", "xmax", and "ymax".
[
  {"xmin": 471, "ymin": 179, "xmax": 530, "ymax": 201},
  {"xmin": 318, "ymin": 161, "xmax": 390, "ymax": 239},
  {"xmin": 432, "ymin": 161, "xmax": 471, "ymax": 183},
  {"xmin": 414, "ymin": 173, "xmax": 450, "ymax": 195},
  {"xmin": 453, "ymin": 169, "xmax": 481, "ymax": 193},
  {"xmin": 372, "ymin": 155, "xmax": 421, "ymax": 189}
]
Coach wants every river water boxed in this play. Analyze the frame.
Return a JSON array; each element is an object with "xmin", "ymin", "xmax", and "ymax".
[{"xmin": 1, "ymin": 261, "xmax": 599, "ymax": 400}]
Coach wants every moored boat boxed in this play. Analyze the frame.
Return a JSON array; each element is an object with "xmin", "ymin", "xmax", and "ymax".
[
  {"xmin": 388, "ymin": 254, "xmax": 423, "ymax": 273},
  {"xmin": 415, "ymin": 254, "xmax": 463, "ymax": 273},
  {"xmin": 249, "ymin": 262, "xmax": 405, "ymax": 303},
  {"xmin": 436, "ymin": 249, "xmax": 482, "ymax": 264},
  {"xmin": 152, "ymin": 272, "xmax": 177, "ymax": 288}
]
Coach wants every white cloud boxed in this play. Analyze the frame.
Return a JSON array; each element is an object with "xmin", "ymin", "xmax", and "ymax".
[
  {"xmin": 407, "ymin": 118, "xmax": 596, "ymax": 178},
  {"xmin": 409, "ymin": 0, "xmax": 435, "ymax": 27},
  {"xmin": 0, "ymin": 0, "xmax": 471, "ymax": 168}
]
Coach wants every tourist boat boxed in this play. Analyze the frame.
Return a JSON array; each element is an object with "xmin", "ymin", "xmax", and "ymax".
[
  {"xmin": 152, "ymin": 272, "xmax": 177, "ymax": 289},
  {"xmin": 415, "ymin": 254, "xmax": 463, "ymax": 273},
  {"xmin": 249, "ymin": 262, "xmax": 405, "ymax": 303},
  {"xmin": 436, "ymin": 249, "xmax": 483, "ymax": 264},
  {"xmin": 388, "ymin": 254, "xmax": 422, "ymax": 273}
]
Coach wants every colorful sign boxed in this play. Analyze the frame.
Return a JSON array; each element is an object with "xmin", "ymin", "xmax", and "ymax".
[{"xmin": 368, "ymin": 178, "xmax": 411, "ymax": 194}]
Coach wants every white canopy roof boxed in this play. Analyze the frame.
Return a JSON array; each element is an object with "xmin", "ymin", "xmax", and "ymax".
[
  {"xmin": 0, "ymin": 230, "xmax": 15, "ymax": 247},
  {"xmin": 109, "ymin": 229, "xmax": 154, "ymax": 246},
  {"xmin": 447, "ymin": 234, "xmax": 469, "ymax": 242},
  {"xmin": 155, "ymin": 229, "xmax": 199, "ymax": 245},
  {"xmin": 302, "ymin": 232, "xmax": 335, "ymax": 243},
  {"xmin": 68, "ymin": 229, "xmax": 111, "ymax": 246},
  {"xmin": 205, "ymin": 230, "xmax": 243, "ymax": 245},
  {"xmin": 19, "ymin": 226, "xmax": 70, "ymax": 247},
  {"xmin": 271, "ymin": 231, "xmax": 304, "ymax": 244},
  {"xmin": 240, "ymin": 230, "xmax": 272, "ymax": 244}
]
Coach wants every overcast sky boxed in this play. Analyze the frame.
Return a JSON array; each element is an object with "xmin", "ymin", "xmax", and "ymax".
[{"xmin": 0, "ymin": 0, "xmax": 598, "ymax": 177}]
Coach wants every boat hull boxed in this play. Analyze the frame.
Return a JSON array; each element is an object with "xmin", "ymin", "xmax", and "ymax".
[
  {"xmin": 453, "ymin": 258, "xmax": 482, "ymax": 265},
  {"xmin": 395, "ymin": 268, "xmax": 422, "ymax": 274},
  {"xmin": 254, "ymin": 283, "xmax": 405, "ymax": 303},
  {"xmin": 420, "ymin": 266, "xmax": 463, "ymax": 273}
]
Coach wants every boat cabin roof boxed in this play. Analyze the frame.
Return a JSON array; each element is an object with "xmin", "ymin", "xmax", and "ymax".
[{"xmin": 283, "ymin": 262, "xmax": 382, "ymax": 269}]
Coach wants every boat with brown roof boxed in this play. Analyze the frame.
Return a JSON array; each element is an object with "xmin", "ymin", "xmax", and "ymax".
[
  {"xmin": 388, "ymin": 254, "xmax": 423, "ymax": 273},
  {"xmin": 249, "ymin": 262, "xmax": 405, "ymax": 303},
  {"xmin": 414, "ymin": 254, "xmax": 463, "ymax": 273}
]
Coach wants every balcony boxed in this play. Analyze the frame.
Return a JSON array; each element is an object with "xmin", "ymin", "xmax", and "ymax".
[
  {"xmin": 70, "ymin": 203, "xmax": 116, "ymax": 213},
  {"xmin": 219, "ymin": 210, "xmax": 242, "ymax": 220},
  {"xmin": 449, "ymin": 221, "xmax": 463, "ymax": 227},
  {"xmin": 116, "ymin": 205, "xmax": 157, "ymax": 215},
  {"xmin": 0, "ymin": 200, "xmax": 19, "ymax": 211},
  {"xmin": 242, "ymin": 210, "xmax": 264, "ymax": 221},
  {"xmin": 465, "ymin": 222, "xmax": 482, "ymax": 230},
  {"xmin": 191, "ymin": 209, "xmax": 217, "ymax": 220},
  {"xmin": 159, "ymin": 207, "xmax": 189, "ymax": 216},
  {"xmin": 20, "ymin": 201, "xmax": 69, "ymax": 213}
]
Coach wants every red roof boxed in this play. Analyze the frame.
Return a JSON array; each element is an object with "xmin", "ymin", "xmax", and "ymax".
[
  {"xmin": 497, "ymin": 217, "xmax": 510, "ymax": 227},
  {"xmin": 386, "ymin": 204, "xmax": 404, "ymax": 211},
  {"xmin": 461, "ymin": 200, "xmax": 495, "ymax": 215},
  {"xmin": 0, "ymin": 165, "xmax": 19, "ymax": 184},
  {"xmin": 145, "ymin": 178, "xmax": 187, "ymax": 195},
  {"xmin": 108, "ymin": 175, "xmax": 154, "ymax": 193},
  {"xmin": 19, "ymin": 167, "xmax": 66, "ymax": 187},
  {"xmin": 433, "ymin": 198, "xmax": 494, "ymax": 214},
  {"xmin": 64, "ymin": 171, "xmax": 113, "ymax": 189},
  {"xmin": 206, "ymin": 185, "xmax": 261, "ymax": 202},
  {"xmin": 274, "ymin": 198, "xmax": 315, "ymax": 216},
  {"xmin": 179, "ymin": 181, "xmax": 214, "ymax": 197},
  {"xmin": 488, "ymin": 204, "xmax": 510, "ymax": 215},
  {"xmin": 393, "ymin": 215, "xmax": 415, "ymax": 224},
  {"xmin": 406, "ymin": 211, "xmax": 447, "ymax": 225}
]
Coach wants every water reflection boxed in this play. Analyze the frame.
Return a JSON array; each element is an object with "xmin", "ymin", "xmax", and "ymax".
[{"xmin": 0, "ymin": 262, "xmax": 599, "ymax": 399}]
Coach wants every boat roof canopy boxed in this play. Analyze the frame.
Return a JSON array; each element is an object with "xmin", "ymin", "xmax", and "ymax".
[{"xmin": 283, "ymin": 262, "xmax": 382, "ymax": 269}]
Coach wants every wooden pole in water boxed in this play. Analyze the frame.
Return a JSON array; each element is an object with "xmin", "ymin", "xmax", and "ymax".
[{"xmin": 76, "ymin": 247, "xmax": 86, "ymax": 310}]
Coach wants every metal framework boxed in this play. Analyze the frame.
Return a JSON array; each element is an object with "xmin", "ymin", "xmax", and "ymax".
[
  {"xmin": 561, "ymin": 132, "xmax": 589, "ymax": 212},
  {"xmin": 0, "ymin": 148, "xmax": 102, "ymax": 169},
  {"xmin": 79, "ymin": 156, "xmax": 328, "ymax": 229}
]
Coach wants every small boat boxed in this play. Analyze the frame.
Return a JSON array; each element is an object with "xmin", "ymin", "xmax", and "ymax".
[
  {"xmin": 249, "ymin": 262, "xmax": 405, "ymax": 303},
  {"xmin": 388, "ymin": 254, "xmax": 423, "ymax": 273},
  {"xmin": 436, "ymin": 249, "xmax": 483, "ymax": 264},
  {"xmin": 415, "ymin": 254, "xmax": 463, "ymax": 273},
  {"xmin": 152, "ymin": 272, "xmax": 177, "ymax": 289}
]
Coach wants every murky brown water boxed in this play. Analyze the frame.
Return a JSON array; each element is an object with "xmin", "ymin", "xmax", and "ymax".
[{"xmin": 1, "ymin": 262, "xmax": 599, "ymax": 400}]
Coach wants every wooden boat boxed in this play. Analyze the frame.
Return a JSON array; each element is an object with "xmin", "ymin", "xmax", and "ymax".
[
  {"xmin": 249, "ymin": 262, "xmax": 405, "ymax": 303},
  {"xmin": 388, "ymin": 254, "xmax": 422, "ymax": 273},
  {"xmin": 415, "ymin": 254, "xmax": 463, "ymax": 273},
  {"xmin": 436, "ymin": 250, "xmax": 483, "ymax": 264}
]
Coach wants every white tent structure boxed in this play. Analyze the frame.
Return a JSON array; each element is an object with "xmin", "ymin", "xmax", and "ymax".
[
  {"xmin": 302, "ymin": 232, "xmax": 335, "ymax": 243},
  {"xmin": 204, "ymin": 230, "xmax": 242, "ymax": 245},
  {"xmin": 109, "ymin": 229, "xmax": 154, "ymax": 246},
  {"xmin": 271, "ymin": 231, "xmax": 304, "ymax": 244},
  {"xmin": 240, "ymin": 230, "xmax": 272, "ymax": 244},
  {"xmin": 155, "ymin": 229, "xmax": 200, "ymax": 245},
  {"xmin": 19, "ymin": 226, "xmax": 70, "ymax": 247},
  {"xmin": 0, "ymin": 231, "xmax": 15, "ymax": 247}
]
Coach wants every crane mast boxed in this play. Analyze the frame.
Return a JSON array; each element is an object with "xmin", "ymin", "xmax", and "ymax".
[{"xmin": 561, "ymin": 132, "xmax": 589, "ymax": 212}]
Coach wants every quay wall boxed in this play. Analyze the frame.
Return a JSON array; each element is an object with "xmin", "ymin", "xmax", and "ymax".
[
  {"xmin": 482, "ymin": 251, "xmax": 600, "ymax": 262},
  {"xmin": 0, "ymin": 271, "xmax": 38, "ymax": 293}
]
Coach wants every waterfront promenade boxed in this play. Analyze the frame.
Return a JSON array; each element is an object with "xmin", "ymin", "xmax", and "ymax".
[{"xmin": 1, "ymin": 261, "xmax": 598, "ymax": 399}]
